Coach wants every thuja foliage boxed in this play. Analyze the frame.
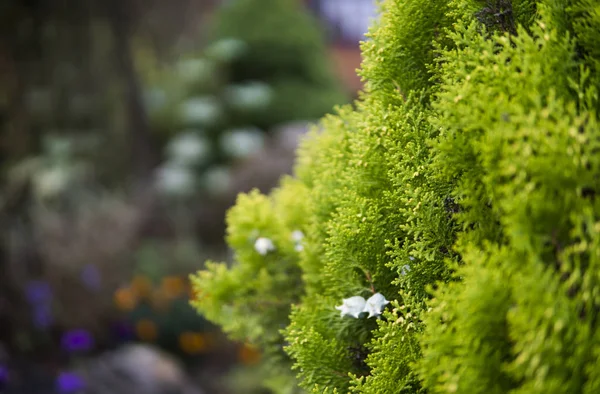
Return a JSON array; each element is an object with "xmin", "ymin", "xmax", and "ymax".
[{"xmin": 192, "ymin": 0, "xmax": 600, "ymax": 393}]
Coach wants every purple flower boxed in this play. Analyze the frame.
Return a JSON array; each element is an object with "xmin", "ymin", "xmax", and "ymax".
[
  {"xmin": 32, "ymin": 304, "xmax": 54, "ymax": 329},
  {"xmin": 56, "ymin": 372, "xmax": 85, "ymax": 393},
  {"xmin": 0, "ymin": 365, "xmax": 8, "ymax": 384},
  {"xmin": 25, "ymin": 280, "xmax": 52, "ymax": 305},
  {"xmin": 61, "ymin": 329, "xmax": 94, "ymax": 352},
  {"xmin": 81, "ymin": 265, "xmax": 101, "ymax": 291}
]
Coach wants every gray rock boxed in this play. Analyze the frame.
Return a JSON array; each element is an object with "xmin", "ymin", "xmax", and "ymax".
[{"xmin": 81, "ymin": 344, "xmax": 204, "ymax": 394}]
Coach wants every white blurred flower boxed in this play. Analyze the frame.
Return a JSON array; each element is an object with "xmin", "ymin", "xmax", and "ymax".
[
  {"xmin": 363, "ymin": 293, "xmax": 390, "ymax": 318},
  {"xmin": 166, "ymin": 132, "xmax": 210, "ymax": 166},
  {"xmin": 155, "ymin": 163, "xmax": 195, "ymax": 197},
  {"xmin": 291, "ymin": 230, "xmax": 304, "ymax": 242},
  {"xmin": 254, "ymin": 237, "xmax": 275, "ymax": 255},
  {"xmin": 202, "ymin": 166, "xmax": 232, "ymax": 196},
  {"xmin": 225, "ymin": 82, "xmax": 273, "ymax": 112},
  {"xmin": 205, "ymin": 38, "xmax": 248, "ymax": 62},
  {"xmin": 401, "ymin": 264, "xmax": 411, "ymax": 276},
  {"xmin": 180, "ymin": 96, "xmax": 222, "ymax": 126},
  {"xmin": 33, "ymin": 166, "xmax": 71, "ymax": 199},
  {"xmin": 176, "ymin": 58, "xmax": 215, "ymax": 84},
  {"xmin": 336, "ymin": 296, "xmax": 366, "ymax": 318},
  {"xmin": 220, "ymin": 127, "xmax": 265, "ymax": 159},
  {"xmin": 291, "ymin": 230, "xmax": 304, "ymax": 252}
]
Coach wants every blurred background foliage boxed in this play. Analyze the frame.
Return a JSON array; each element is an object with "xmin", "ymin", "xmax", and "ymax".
[{"xmin": 0, "ymin": 0, "xmax": 359, "ymax": 392}]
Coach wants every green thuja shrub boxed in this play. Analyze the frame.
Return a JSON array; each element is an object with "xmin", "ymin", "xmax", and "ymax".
[
  {"xmin": 192, "ymin": 0, "xmax": 600, "ymax": 393},
  {"xmin": 418, "ymin": 3, "xmax": 600, "ymax": 393}
]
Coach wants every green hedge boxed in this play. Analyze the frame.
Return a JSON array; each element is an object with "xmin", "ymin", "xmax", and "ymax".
[{"xmin": 192, "ymin": 0, "xmax": 600, "ymax": 393}]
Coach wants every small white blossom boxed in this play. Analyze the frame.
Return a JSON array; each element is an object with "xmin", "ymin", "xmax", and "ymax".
[
  {"xmin": 225, "ymin": 82, "xmax": 273, "ymax": 112},
  {"xmin": 33, "ymin": 166, "xmax": 71, "ymax": 199},
  {"xmin": 409, "ymin": 256, "xmax": 415, "ymax": 261},
  {"xmin": 291, "ymin": 230, "xmax": 304, "ymax": 252},
  {"xmin": 155, "ymin": 164, "xmax": 195, "ymax": 197},
  {"xmin": 180, "ymin": 96, "xmax": 222, "ymax": 126},
  {"xmin": 335, "ymin": 296, "xmax": 366, "ymax": 318},
  {"xmin": 401, "ymin": 264, "xmax": 411, "ymax": 276},
  {"xmin": 254, "ymin": 237, "xmax": 275, "ymax": 255},
  {"xmin": 205, "ymin": 38, "xmax": 248, "ymax": 62},
  {"xmin": 363, "ymin": 293, "xmax": 390, "ymax": 318},
  {"xmin": 166, "ymin": 131, "xmax": 210, "ymax": 166},
  {"xmin": 220, "ymin": 127, "xmax": 265, "ymax": 159},
  {"xmin": 176, "ymin": 58, "xmax": 215, "ymax": 85},
  {"xmin": 291, "ymin": 230, "xmax": 304, "ymax": 242}
]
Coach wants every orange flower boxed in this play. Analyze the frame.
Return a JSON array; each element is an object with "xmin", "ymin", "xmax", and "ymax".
[
  {"xmin": 150, "ymin": 288, "xmax": 171, "ymax": 312},
  {"xmin": 135, "ymin": 319, "xmax": 158, "ymax": 342},
  {"xmin": 131, "ymin": 276, "xmax": 153, "ymax": 299},
  {"xmin": 114, "ymin": 287, "xmax": 137, "ymax": 311},
  {"xmin": 238, "ymin": 343, "xmax": 261, "ymax": 365},
  {"xmin": 161, "ymin": 276, "xmax": 185, "ymax": 299},
  {"xmin": 179, "ymin": 332, "xmax": 208, "ymax": 355}
]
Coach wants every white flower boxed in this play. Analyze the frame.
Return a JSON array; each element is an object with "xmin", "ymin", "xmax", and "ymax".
[
  {"xmin": 336, "ymin": 296, "xmax": 366, "ymax": 318},
  {"xmin": 176, "ymin": 58, "xmax": 215, "ymax": 85},
  {"xmin": 291, "ymin": 230, "xmax": 304, "ymax": 252},
  {"xmin": 291, "ymin": 230, "xmax": 304, "ymax": 242},
  {"xmin": 205, "ymin": 38, "xmax": 248, "ymax": 62},
  {"xmin": 225, "ymin": 82, "xmax": 273, "ymax": 112},
  {"xmin": 155, "ymin": 163, "xmax": 195, "ymax": 197},
  {"xmin": 254, "ymin": 237, "xmax": 275, "ymax": 255},
  {"xmin": 180, "ymin": 96, "xmax": 222, "ymax": 126},
  {"xmin": 166, "ymin": 132, "xmax": 210, "ymax": 166},
  {"xmin": 220, "ymin": 127, "xmax": 265, "ymax": 159},
  {"xmin": 33, "ymin": 166, "xmax": 71, "ymax": 199},
  {"xmin": 401, "ymin": 264, "xmax": 411, "ymax": 276},
  {"xmin": 363, "ymin": 293, "xmax": 390, "ymax": 318}
]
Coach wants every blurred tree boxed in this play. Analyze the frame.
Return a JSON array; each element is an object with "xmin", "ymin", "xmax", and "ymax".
[
  {"xmin": 0, "ymin": 0, "xmax": 216, "ymax": 361},
  {"xmin": 210, "ymin": 0, "xmax": 347, "ymax": 127},
  {"xmin": 106, "ymin": 0, "xmax": 157, "ymax": 181}
]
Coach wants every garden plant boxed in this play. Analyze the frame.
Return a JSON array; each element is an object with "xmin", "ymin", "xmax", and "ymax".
[{"xmin": 192, "ymin": 0, "xmax": 600, "ymax": 393}]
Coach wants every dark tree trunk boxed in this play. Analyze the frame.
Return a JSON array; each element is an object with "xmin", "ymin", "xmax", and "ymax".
[{"xmin": 106, "ymin": 0, "xmax": 158, "ymax": 184}]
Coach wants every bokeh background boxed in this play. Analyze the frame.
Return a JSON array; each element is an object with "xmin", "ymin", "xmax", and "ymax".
[{"xmin": 0, "ymin": 0, "xmax": 377, "ymax": 392}]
